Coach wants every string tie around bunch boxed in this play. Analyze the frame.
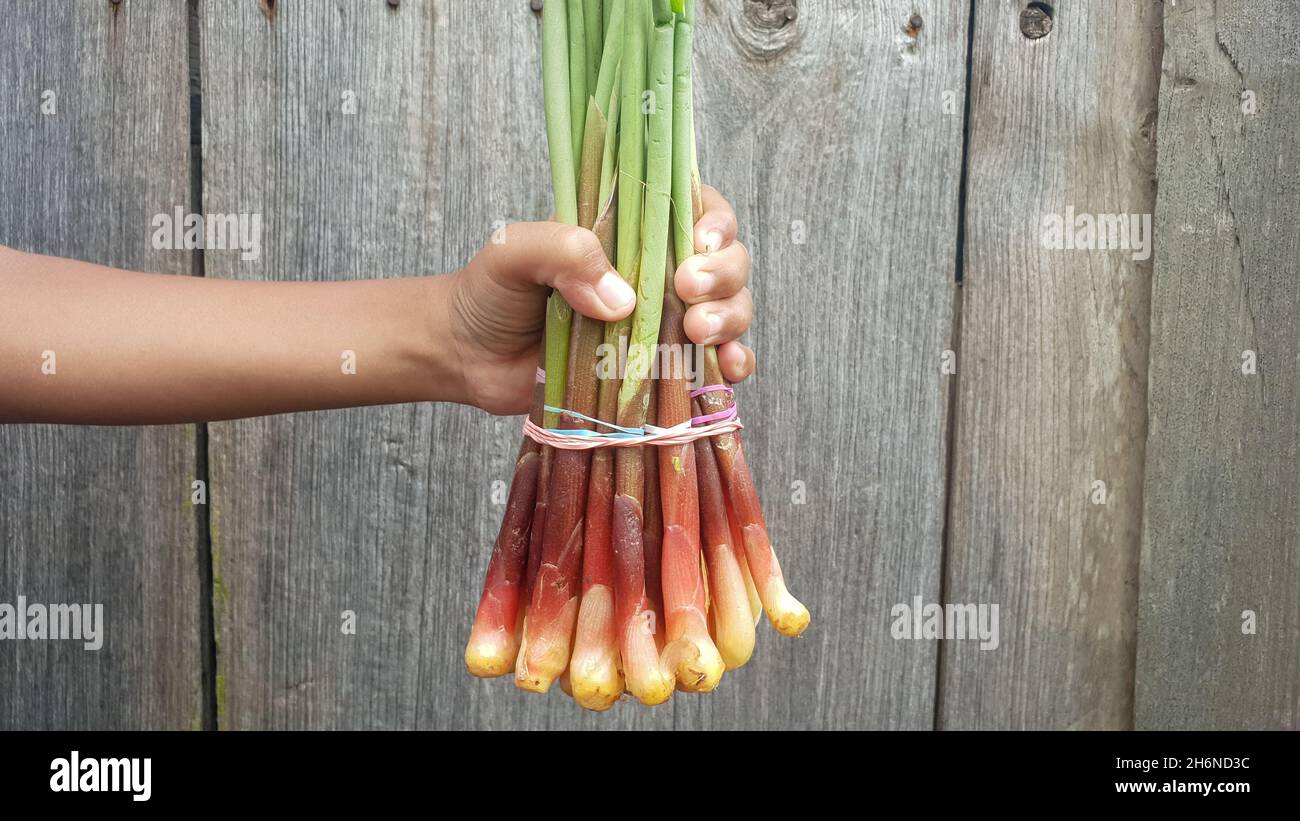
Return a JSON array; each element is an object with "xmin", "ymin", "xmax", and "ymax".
[{"xmin": 522, "ymin": 368, "xmax": 742, "ymax": 450}]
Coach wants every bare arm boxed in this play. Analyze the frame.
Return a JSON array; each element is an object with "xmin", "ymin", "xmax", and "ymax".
[{"xmin": 0, "ymin": 244, "xmax": 462, "ymax": 424}]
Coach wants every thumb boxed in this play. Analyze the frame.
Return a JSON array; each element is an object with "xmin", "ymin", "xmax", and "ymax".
[{"xmin": 484, "ymin": 221, "xmax": 636, "ymax": 321}]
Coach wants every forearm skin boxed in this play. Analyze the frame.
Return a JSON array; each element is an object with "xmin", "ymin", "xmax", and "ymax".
[{"xmin": 0, "ymin": 244, "xmax": 462, "ymax": 424}]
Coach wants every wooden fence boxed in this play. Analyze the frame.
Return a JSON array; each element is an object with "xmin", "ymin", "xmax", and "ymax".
[{"xmin": 1, "ymin": 0, "xmax": 1295, "ymax": 730}]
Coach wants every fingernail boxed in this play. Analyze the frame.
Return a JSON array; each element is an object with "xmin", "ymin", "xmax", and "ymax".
[
  {"xmin": 705, "ymin": 312, "xmax": 723, "ymax": 338},
  {"xmin": 703, "ymin": 231, "xmax": 722, "ymax": 254},
  {"xmin": 596, "ymin": 271, "xmax": 635, "ymax": 310},
  {"xmin": 690, "ymin": 270, "xmax": 716, "ymax": 298}
]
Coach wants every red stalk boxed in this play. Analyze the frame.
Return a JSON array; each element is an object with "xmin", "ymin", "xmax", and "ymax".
[
  {"xmin": 571, "ymin": 399, "xmax": 622, "ymax": 707},
  {"xmin": 656, "ymin": 251, "xmax": 724, "ymax": 691},
  {"xmin": 642, "ymin": 386, "xmax": 665, "ymax": 634},
  {"xmin": 524, "ymin": 446, "xmax": 552, "ymax": 602},
  {"xmin": 730, "ymin": 497, "xmax": 763, "ymax": 626},
  {"xmin": 516, "ymin": 101, "xmax": 612, "ymax": 694},
  {"xmin": 693, "ymin": 404, "xmax": 755, "ymax": 669},
  {"xmin": 686, "ymin": 145, "xmax": 808, "ymax": 636},
  {"xmin": 465, "ymin": 374, "xmax": 546, "ymax": 677},
  {"xmin": 568, "ymin": 190, "xmax": 625, "ymax": 710},
  {"xmin": 698, "ymin": 349, "xmax": 809, "ymax": 636},
  {"xmin": 611, "ymin": 360, "xmax": 681, "ymax": 704}
]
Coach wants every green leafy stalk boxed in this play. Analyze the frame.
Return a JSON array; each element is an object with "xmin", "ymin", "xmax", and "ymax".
[
  {"xmin": 584, "ymin": 0, "xmax": 603, "ymax": 92},
  {"xmin": 671, "ymin": 0, "xmax": 694, "ymax": 268},
  {"xmin": 612, "ymin": 0, "xmax": 646, "ymax": 335},
  {"xmin": 598, "ymin": 61, "xmax": 622, "ymax": 213},
  {"xmin": 616, "ymin": 0, "xmax": 674, "ymax": 422},
  {"xmin": 567, "ymin": 0, "xmax": 588, "ymax": 184},
  {"xmin": 543, "ymin": 0, "xmax": 577, "ymax": 426},
  {"xmin": 593, "ymin": 0, "xmax": 625, "ymax": 121},
  {"xmin": 598, "ymin": 0, "xmax": 641, "ymax": 438}
]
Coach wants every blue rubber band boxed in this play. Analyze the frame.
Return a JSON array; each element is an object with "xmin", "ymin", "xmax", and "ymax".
[{"xmin": 543, "ymin": 405, "xmax": 645, "ymax": 438}]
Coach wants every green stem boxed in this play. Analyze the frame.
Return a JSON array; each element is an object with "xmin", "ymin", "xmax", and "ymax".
[
  {"xmin": 593, "ymin": 0, "xmax": 625, "ymax": 121},
  {"xmin": 671, "ymin": 0, "xmax": 694, "ymax": 268},
  {"xmin": 617, "ymin": 3, "xmax": 673, "ymax": 422},
  {"xmin": 598, "ymin": 61, "xmax": 622, "ymax": 212},
  {"xmin": 543, "ymin": 0, "xmax": 577, "ymax": 426},
  {"xmin": 612, "ymin": 0, "xmax": 646, "ymax": 325},
  {"xmin": 567, "ymin": 0, "xmax": 588, "ymax": 183},
  {"xmin": 584, "ymin": 0, "xmax": 603, "ymax": 93}
]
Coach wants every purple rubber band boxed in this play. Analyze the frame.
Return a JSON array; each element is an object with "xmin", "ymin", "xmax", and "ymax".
[
  {"xmin": 691, "ymin": 405, "xmax": 737, "ymax": 426},
  {"xmin": 689, "ymin": 384, "xmax": 737, "ymax": 426},
  {"xmin": 689, "ymin": 384, "xmax": 733, "ymax": 399}
]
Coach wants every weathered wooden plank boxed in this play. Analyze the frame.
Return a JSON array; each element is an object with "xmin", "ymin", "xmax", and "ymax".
[
  {"xmin": 200, "ymin": 0, "xmax": 447, "ymax": 730},
  {"xmin": 1136, "ymin": 0, "xmax": 1300, "ymax": 730},
  {"xmin": 940, "ymin": 0, "xmax": 1162, "ymax": 729},
  {"xmin": 0, "ymin": 0, "xmax": 204, "ymax": 729},
  {"xmin": 205, "ymin": 0, "xmax": 964, "ymax": 729}
]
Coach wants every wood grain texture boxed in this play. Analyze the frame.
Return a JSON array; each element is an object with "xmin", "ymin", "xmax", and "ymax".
[
  {"xmin": 0, "ymin": 0, "xmax": 204, "ymax": 729},
  {"xmin": 1135, "ymin": 0, "xmax": 1300, "ymax": 730},
  {"xmin": 200, "ymin": 0, "xmax": 447, "ymax": 730},
  {"xmin": 940, "ymin": 0, "xmax": 1162, "ymax": 729},
  {"xmin": 203, "ymin": 0, "xmax": 965, "ymax": 729}
]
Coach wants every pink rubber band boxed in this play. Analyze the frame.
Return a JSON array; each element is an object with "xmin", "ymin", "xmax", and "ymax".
[
  {"xmin": 523, "ymin": 415, "xmax": 743, "ymax": 450},
  {"xmin": 689, "ymin": 384, "xmax": 733, "ymax": 399},
  {"xmin": 688, "ymin": 383, "xmax": 736, "ymax": 425},
  {"xmin": 691, "ymin": 404, "xmax": 737, "ymax": 426}
]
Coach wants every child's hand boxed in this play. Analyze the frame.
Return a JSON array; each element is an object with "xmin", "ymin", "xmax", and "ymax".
[{"xmin": 447, "ymin": 185, "xmax": 756, "ymax": 415}]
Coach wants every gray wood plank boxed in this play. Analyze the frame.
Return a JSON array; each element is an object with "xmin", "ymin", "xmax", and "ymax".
[
  {"xmin": 205, "ymin": 0, "xmax": 964, "ymax": 729},
  {"xmin": 0, "ymin": 0, "xmax": 204, "ymax": 729},
  {"xmin": 940, "ymin": 0, "xmax": 1162, "ymax": 729},
  {"xmin": 200, "ymin": 0, "xmax": 448, "ymax": 730},
  {"xmin": 1135, "ymin": 0, "xmax": 1300, "ymax": 730}
]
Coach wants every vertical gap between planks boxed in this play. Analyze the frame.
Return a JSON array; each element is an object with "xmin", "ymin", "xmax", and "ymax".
[
  {"xmin": 187, "ymin": 0, "xmax": 218, "ymax": 732},
  {"xmin": 1129, "ymin": 0, "xmax": 1166, "ymax": 733},
  {"xmin": 933, "ymin": 0, "xmax": 978, "ymax": 731}
]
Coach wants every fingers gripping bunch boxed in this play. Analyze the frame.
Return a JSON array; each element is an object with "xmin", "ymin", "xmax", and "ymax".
[{"xmin": 463, "ymin": 0, "xmax": 809, "ymax": 710}]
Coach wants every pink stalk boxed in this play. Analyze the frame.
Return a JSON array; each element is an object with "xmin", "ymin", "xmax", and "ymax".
[
  {"xmin": 465, "ymin": 375, "xmax": 546, "ymax": 677},
  {"xmin": 656, "ymin": 254, "xmax": 723, "ymax": 692},
  {"xmin": 693, "ymin": 405, "xmax": 756, "ymax": 669}
]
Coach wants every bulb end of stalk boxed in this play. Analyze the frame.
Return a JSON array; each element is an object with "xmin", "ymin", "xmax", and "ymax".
[
  {"xmin": 464, "ymin": 630, "xmax": 518, "ymax": 678},
  {"xmin": 621, "ymin": 609, "xmax": 676, "ymax": 705},
  {"xmin": 570, "ymin": 664, "xmax": 623, "ymax": 711},
  {"xmin": 764, "ymin": 581, "xmax": 811, "ymax": 637},
  {"xmin": 715, "ymin": 614, "xmax": 756, "ymax": 671},
  {"xmin": 665, "ymin": 626, "xmax": 725, "ymax": 692},
  {"xmin": 569, "ymin": 585, "xmax": 624, "ymax": 711},
  {"xmin": 558, "ymin": 668, "xmax": 574, "ymax": 698},
  {"xmin": 514, "ymin": 597, "xmax": 581, "ymax": 693},
  {"xmin": 740, "ymin": 557, "xmax": 763, "ymax": 628},
  {"xmin": 719, "ymin": 643, "xmax": 754, "ymax": 672}
]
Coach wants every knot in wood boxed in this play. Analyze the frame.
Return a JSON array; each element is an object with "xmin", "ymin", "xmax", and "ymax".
[
  {"xmin": 1019, "ymin": 3, "xmax": 1053, "ymax": 40},
  {"xmin": 736, "ymin": 0, "xmax": 800, "ymax": 60}
]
